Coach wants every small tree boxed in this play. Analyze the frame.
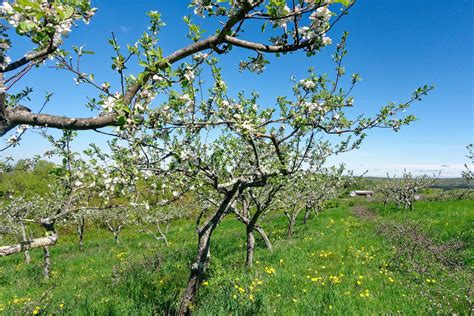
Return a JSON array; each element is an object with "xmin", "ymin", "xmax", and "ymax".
[
  {"xmin": 376, "ymin": 179, "xmax": 393, "ymax": 208},
  {"xmin": 0, "ymin": 194, "xmax": 46, "ymax": 263},
  {"xmin": 385, "ymin": 171, "xmax": 438, "ymax": 211},
  {"xmin": 302, "ymin": 165, "xmax": 350, "ymax": 224},
  {"xmin": 462, "ymin": 144, "xmax": 473, "ymax": 185}
]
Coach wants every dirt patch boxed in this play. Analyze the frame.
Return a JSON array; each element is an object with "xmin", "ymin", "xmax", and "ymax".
[{"xmin": 351, "ymin": 205, "xmax": 378, "ymax": 220}]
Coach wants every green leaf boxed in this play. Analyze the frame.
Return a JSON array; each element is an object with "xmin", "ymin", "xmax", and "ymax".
[
  {"xmin": 63, "ymin": 6, "xmax": 74, "ymax": 18},
  {"xmin": 117, "ymin": 116, "xmax": 126, "ymax": 126},
  {"xmin": 333, "ymin": 0, "xmax": 351, "ymax": 6},
  {"xmin": 17, "ymin": 21, "xmax": 36, "ymax": 34}
]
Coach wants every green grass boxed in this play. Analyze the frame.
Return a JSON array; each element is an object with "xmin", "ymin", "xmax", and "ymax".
[
  {"xmin": 0, "ymin": 200, "xmax": 472, "ymax": 315},
  {"xmin": 369, "ymin": 199, "xmax": 474, "ymax": 266}
]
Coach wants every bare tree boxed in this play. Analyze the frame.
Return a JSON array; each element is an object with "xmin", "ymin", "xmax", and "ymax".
[{"xmin": 385, "ymin": 171, "xmax": 438, "ymax": 211}]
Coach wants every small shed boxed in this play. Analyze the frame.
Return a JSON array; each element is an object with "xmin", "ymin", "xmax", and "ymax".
[{"xmin": 349, "ymin": 190, "xmax": 374, "ymax": 197}]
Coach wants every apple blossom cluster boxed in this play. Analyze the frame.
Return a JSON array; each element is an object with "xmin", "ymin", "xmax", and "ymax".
[
  {"xmin": 239, "ymin": 57, "xmax": 268, "ymax": 74},
  {"xmin": 299, "ymin": 5, "xmax": 333, "ymax": 49},
  {"xmin": 134, "ymin": 88, "xmax": 157, "ymax": 113},
  {"xmin": 0, "ymin": 54, "xmax": 11, "ymax": 68},
  {"xmin": 0, "ymin": 1, "xmax": 96, "ymax": 48},
  {"xmin": 100, "ymin": 93, "xmax": 122, "ymax": 113},
  {"xmin": 6, "ymin": 124, "xmax": 28, "ymax": 146},
  {"xmin": 192, "ymin": 0, "xmax": 212, "ymax": 17}
]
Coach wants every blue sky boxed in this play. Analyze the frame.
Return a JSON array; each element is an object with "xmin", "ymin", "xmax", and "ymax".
[{"xmin": 2, "ymin": 0, "xmax": 473, "ymax": 177}]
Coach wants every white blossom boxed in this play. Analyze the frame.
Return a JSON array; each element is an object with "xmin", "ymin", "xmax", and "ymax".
[
  {"xmin": 300, "ymin": 79, "xmax": 316, "ymax": 90},
  {"xmin": 322, "ymin": 36, "xmax": 332, "ymax": 46},
  {"xmin": 0, "ymin": 2, "xmax": 13, "ymax": 14},
  {"xmin": 102, "ymin": 96, "xmax": 116, "ymax": 112}
]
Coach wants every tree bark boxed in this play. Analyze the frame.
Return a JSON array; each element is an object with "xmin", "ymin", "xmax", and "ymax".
[
  {"xmin": 43, "ymin": 246, "xmax": 51, "ymax": 279},
  {"xmin": 20, "ymin": 222, "xmax": 31, "ymax": 264},
  {"xmin": 255, "ymin": 225, "xmax": 272, "ymax": 251},
  {"xmin": 246, "ymin": 226, "xmax": 255, "ymax": 267},
  {"xmin": 286, "ymin": 206, "xmax": 304, "ymax": 238},
  {"xmin": 303, "ymin": 206, "xmax": 311, "ymax": 225},
  {"xmin": 0, "ymin": 233, "xmax": 58, "ymax": 257},
  {"xmin": 178, "ymin": 186, "xmax": 239, "ymax": 315},
  {"xmin": 77, "ymin": 216, "xmax": 85, "ymax": 251},
  {"xmin": 114, "ymin": 230, "xmax": 120, "ymax": 244},
  {"xmin": 178, "ymin": 229, "xmax": 212, "ymax": 315},
  {"xmin": 287, "ymin": 216, "xmax": 296, "ymax": 238}
]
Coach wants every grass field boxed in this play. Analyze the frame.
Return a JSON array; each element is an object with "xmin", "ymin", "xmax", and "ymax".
[{"xmin": 0, "ymin": 199, "xmax": 472, "ymax": 315}]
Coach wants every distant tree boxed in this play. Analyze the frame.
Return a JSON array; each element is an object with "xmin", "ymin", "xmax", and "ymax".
[
  {"xmin": 376, "ymin": 179, "xmax": 393, "ymax": 208},
  {"xmin": 462, "ymin": 144, "xmax": 473, "ymax": 184},
  {"xmin": 278, "ymin": 167, "xmax": 347, "ymax": 238},
  {"xmin": 0, "ymin": 157, "xmax": 55, "ymax": 197},
  {"xmin": 302, "ymin": 165, "xmax": 350, "ymax": 224},
  {"xmin": 385, "ymin": 171, "xmax": 438, "ymax": 211}
]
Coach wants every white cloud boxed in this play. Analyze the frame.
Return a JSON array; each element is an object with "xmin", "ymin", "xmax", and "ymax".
[{"xmin": 346, "ymin": 163, "xmax": 468, "ymax": 178}]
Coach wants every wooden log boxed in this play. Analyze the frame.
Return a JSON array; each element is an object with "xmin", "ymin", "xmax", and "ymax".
[{"xmin": 0, "ymin": 234, "xmax": 58, "ymax": 257}]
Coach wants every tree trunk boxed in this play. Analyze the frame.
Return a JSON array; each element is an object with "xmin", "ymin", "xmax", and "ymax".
[
  {"xmin": 246, "ymin": 225, "xmax": 255, "ymax": 267},
  {"xmin": 303, "ymin": 206, "xmax": 311, "ymax": 225},
  {"xmin": 20, "ymin": 222, "xmax": 31, "ymax": 264},
  {"xmin": 43, "ymin": 246, "xmax": 51, "ymax": 279},
  {"xmin": 287, "ymin": 206, "xmax": 304, "ymax": 238},
  {"xmin": 178, "ymin": 187, "xmax": 239, "ymax": 315},
  {"xmin": 77, "ymin": 216, "xmax": 85, "ymax": 251},
  {"xmin": 287, "ymin": 216, "xmax": 296, "ymax": 238},
  {"xmin": 178, "ymin": 229, "xmax": 212, "ymax": 315},
  {"xmin": 114, "ymin": 230, "xmax": 120, "ymax": 244},
  {"xmin": 255, "ymin": 225, "xmax": 272, "ymax": 251}
]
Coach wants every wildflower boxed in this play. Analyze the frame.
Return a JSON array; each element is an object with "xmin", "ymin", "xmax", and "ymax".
[
  {"xmin": 202, "ymin": 281, "xmax": 209, "ymax": 286},
  {"xmin": 359, "ymin": 289, "xmax": 370, "ymax": 298},
  {"xmin": 33, "ymin": 306, "xmax": 41, "ymax": 315},
  {"xmin": 264, "ymin": 266, "xmax": 276, "ymax": 275}
]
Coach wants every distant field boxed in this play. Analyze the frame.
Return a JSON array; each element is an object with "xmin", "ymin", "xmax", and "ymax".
[
  {"xmin": 362, "ymin": 177, "xmax": 473, "ymax": 189},
  {"xmin": 0, "ymin": 199, "xmax": 472, "ymax": 315}
]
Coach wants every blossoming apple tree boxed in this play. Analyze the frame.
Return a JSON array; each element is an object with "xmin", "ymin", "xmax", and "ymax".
[
  {"xmin": 384, "ymin": 171, "xmax": 438, "ymax": 211},
  {"xmin": 0, "ymin": 0, "xmax": 434, "ymax": 314}
]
